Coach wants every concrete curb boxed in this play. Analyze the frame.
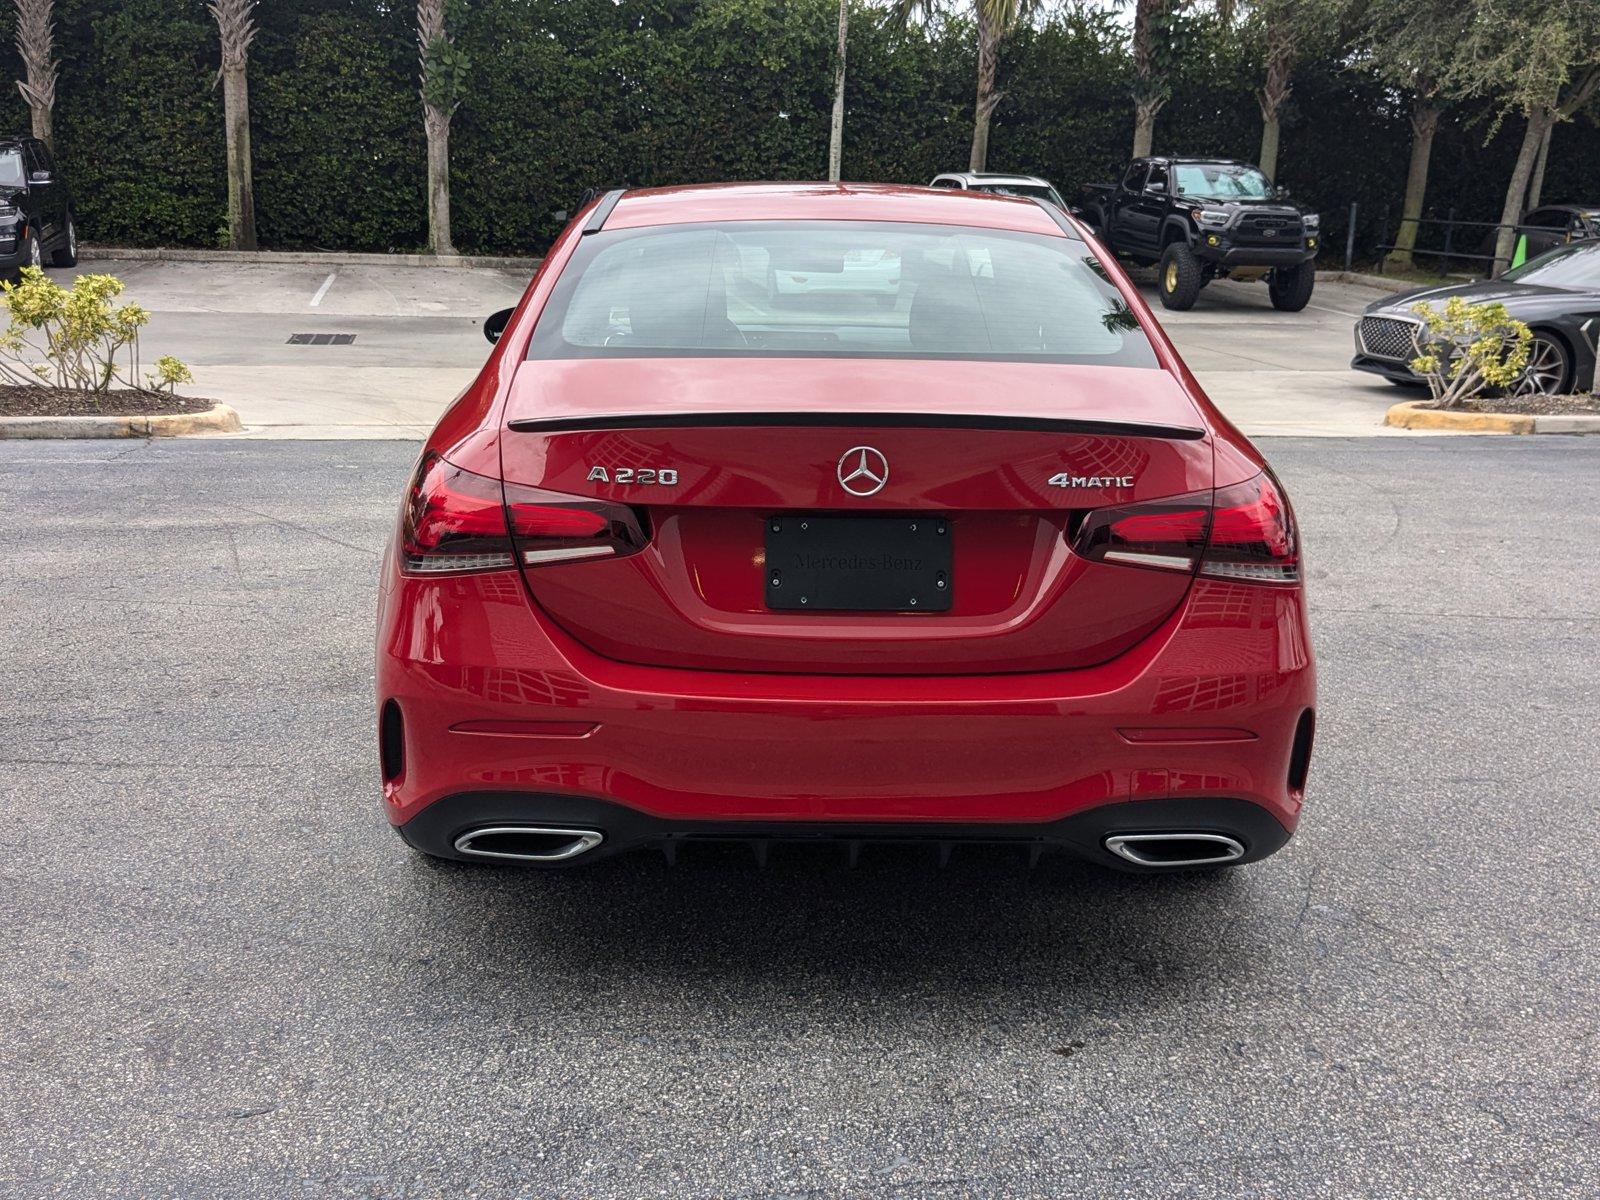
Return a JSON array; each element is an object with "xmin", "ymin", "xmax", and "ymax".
[
  {"xmin": 1384, "ymin": 399, "xmax": 1600, "ymax": 434},
  {"xmin": 1318, "ymin": 270, "xmax": 1412, "ymax": 293},
  {"xmin": 0, "ymin": 403, "xmax": 242, "ymax": 439},
  {"xmin": 80, "ymin": 245, "xmax": 543, "ymax": 271}
]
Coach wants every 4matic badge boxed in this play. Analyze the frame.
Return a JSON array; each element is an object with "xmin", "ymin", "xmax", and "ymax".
[{"xmin": 1048, "ymin": 472, "xmax": 1135, "ymax": 488}]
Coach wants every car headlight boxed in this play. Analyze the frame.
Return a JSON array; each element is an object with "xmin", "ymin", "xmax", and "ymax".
[
  {"xmin": 1303, "ymin": 213, "xmax": 1320, "ymax": 232},
  {"xmin": 1195, "ymin": 210, "xmax": 1231, "ymax": 228},
  {"xmin": 0, "ymin": 205, "xmax": 17, "ymax": 220}
]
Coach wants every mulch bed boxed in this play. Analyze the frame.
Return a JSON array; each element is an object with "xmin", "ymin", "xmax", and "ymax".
[
  {"xmin": 0, "ymin": 385, "xmax": 217, "ymax": 418},
  {"xmin": 1448, "ymin": 394, "xmax": 1600, "ymax": 416}
]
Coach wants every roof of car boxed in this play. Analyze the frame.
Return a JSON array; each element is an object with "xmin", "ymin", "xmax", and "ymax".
[
  {"xmin": 1145, "ymin": 157, "xmax": 1254, "ymax": 166},
  {"xmin": 936, "ymin": 172, "xmax": 1055, "ymax": 185},
  {"xmin": 604, "ymin": 182, "xmax": 1065, "ymax": 236}
]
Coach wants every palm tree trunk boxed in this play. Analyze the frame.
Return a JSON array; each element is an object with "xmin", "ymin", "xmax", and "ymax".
[
  {"xmin": 1493, "ymin": 111, "xmax": 1548, "ymax": 275},
  {"xmin": 969, "ymin": 15, "xmax": 1000, "ymax": 172},
  {"xmin": 1387, "ymin": 101, "xmax": 1440, "ymax": 271},
  {"xmin": 425, "ymin": 107, "xmax": 454, "ymax": 255},
  {"xmin": 14, "ymin": 0, "xmax": 58, "ymax": 153},
  {"xmin": 828, "ymin": 0, "xmax": 847, "ymax": 182},
  {"xmin": 1255, "ymin": 19, "xmax": 1292, "ymax": 182},
  {"xmin": 1258, "ymin": 113, "xmax": 1280, "ymax": 182},
  {"xmin": 1130, "ymin": 0, "xmax": 1164, "ymax": 158},
  {"xmin": 30, "ymin": 103, "xmax": 51, "ymax": 148},
  {"xmin": 221, "ymin": 60, "xmax": 257, "ymax": 251},
  {"xmin": 1132, "ymin": 99, "xmax": 1158, "ymax": 158}
]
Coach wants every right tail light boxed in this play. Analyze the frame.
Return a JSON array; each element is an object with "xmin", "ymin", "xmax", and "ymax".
[{"xmin": 1072, "ymin": 471, "xmax": 1299, "ymax": 584}]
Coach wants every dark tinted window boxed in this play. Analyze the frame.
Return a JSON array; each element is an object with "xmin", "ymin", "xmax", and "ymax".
[
  {"xmin": 528, "ymin": 220, "xmax": 1155, "ymax": 366},
  {"xmin": 1145, "ymin": 164, "xmax": 1170, "ymax": 193},
  {"xmin": 1121, "ymin": 163, "xmax": 1147, "ymax": 191}
]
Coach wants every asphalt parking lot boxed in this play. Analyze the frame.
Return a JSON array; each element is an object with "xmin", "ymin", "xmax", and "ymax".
[
  {"xmin": 62, "ymin": 257, "xmax": 1404, "ymax": 438},
  {"xmin": 3, "ymin": 434, "xmax": 1596, "ymax": 1198}
]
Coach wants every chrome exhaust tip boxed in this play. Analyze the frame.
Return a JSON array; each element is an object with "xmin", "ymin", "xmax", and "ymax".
[
  {"xmin": 453, "ymin": 825, "xmax": 604, "ymax": 863},
  {"xmin": 1103, "ymin": 832, "xmax": 1246, "ymax": 868}
]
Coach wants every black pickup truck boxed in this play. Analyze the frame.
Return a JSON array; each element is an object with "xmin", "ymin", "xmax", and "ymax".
[{"xmin": 1080, "ymin": 157, "xmax": 1319, "ymax": 311}]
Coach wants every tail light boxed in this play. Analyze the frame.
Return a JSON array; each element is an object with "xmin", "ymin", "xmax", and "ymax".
[
  {"xmin": 1073, "ymin": 491, "xmax": 1211, "ymax": 574},
  {"xmin": 1072, "ymin": 471, "xmax": 1298, "ymax": 584},
  {"xmin": 1202, "ymin": 472, "xmax": 1299, "ymax": 583},
  {"xmin": 400, "ymin": 454, "xmax": 647, "ymax": 575}
]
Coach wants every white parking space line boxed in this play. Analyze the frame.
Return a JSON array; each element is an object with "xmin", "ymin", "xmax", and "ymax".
[
  {"xmin": 1308, "ymin": 301, "xmax": 1363, "ymax": 318},
  {"xmin": 309, "ymin": 271, "xmax": 338, "ymax": 307}
]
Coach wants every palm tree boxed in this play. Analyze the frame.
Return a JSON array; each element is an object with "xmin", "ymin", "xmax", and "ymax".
[
  {"xmin": 208, "ymin": 0, "xmax": 258, "ymax": 251},
  {"xmin": 12, "ymin": 0, "xmax": 57, "ymax": 152},
  {"xmin": 1254, "ymin": 2, "xmax": 1294, "ymax": 181},
  {"xmin": 828, "ymin": 0, "xmax": 848, "ymax": 182},
  {"xmin": 417, "ymin": 0, "xmax": 467, "ymax": 256},
  {"xmin": 893, "ymin": 0, "xmax": 1041, "ymax": 172},
  {"xmin": 1130, "ymin": 0, "xmax": 1169, "ymax": 158}
]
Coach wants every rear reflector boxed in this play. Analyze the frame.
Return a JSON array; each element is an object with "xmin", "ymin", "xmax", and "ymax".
[
  {"xmin": 400, "ymin": 454, "xmax": 648, "ymax": 576},
  {"xmin": 1071, "ymin": 471, "xmax": 1299, "ymax": 584}
]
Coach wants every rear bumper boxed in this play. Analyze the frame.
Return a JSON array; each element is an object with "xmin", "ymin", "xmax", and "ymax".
[
  {"xmin": 397, "ymin": 792, "xmax": 1293, "ymax": 871},
  {"xmin": 376, "ymin": 566, "xmax": 1315, "ymax": 848}
]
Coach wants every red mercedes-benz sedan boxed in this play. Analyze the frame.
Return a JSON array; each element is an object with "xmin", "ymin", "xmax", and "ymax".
[{"xmin": 375, "ymin": 183, "xmax": 1314, "ymax": 871}]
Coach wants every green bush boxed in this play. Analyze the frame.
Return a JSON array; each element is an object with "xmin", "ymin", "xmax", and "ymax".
[{"xmin": 0, "ymin": 0, "xmax": 1591, "ymax": 257}]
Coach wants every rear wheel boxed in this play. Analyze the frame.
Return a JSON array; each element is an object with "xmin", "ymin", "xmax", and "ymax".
[
  {"xmin": 1268, "ymin": 260, "xmax": 1316, "ymax": 311},
  {"xmin": 1158, "ymin": 243, "xmax": 1202, "ymax": 311},
  {"xmin": 50, "ymin": 213, "xmax": 77, "ymax": 267},
  {"xmin": 1512, "ymin": 332, "xmax": 1572, "ymax": 395}
]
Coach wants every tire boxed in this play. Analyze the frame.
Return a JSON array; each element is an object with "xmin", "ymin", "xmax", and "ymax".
[
  {"xmin": 1268, "ymin": 260, "xmax": 1316, "ymax": 311},
  {"xmin": 21, "ymin": 229, "xmax": 42, "ymax": 276},
  {"xmin": 1157, "ymin": 242, "xmax": 1202, "ymax": 311},
  {"xmin": 1512, "ymin": 331, "xmax": 1572, "ymax": 396},
  {"xmin": 50, "ymin": 213, "xmax": 77, "ymax": 267}
]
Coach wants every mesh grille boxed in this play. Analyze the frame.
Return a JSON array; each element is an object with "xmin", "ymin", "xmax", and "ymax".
[
  {"xmin": 1358, "ymin": 317, "xmax": 1417, "ymax": 361},
  {"xmin": 1233, "ymin": 213, "xmax": 1302, "ymax": 245}
]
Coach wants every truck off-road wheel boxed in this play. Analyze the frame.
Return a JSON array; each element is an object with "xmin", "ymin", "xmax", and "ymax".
[
  {"xmin": 1158, "ymin": 243, "xmax": 1202, "ymax": 311},
  {"xmin": 1268, "ymin": 260, "xmax": 1316, "ymax": 312}
]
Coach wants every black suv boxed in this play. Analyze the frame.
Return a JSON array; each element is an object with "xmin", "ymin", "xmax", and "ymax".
[
  {"xmin": 1081, "ymin": 157, "xmax": 1319, "ymax": 311},
  {"xmin": 0, "ymin": 136, "xmax": 76, "ymax": 280}
]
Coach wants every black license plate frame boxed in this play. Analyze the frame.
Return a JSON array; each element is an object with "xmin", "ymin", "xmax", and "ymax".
[{"xmin": 764, "ymin": 515, "xmax": 952, "ymax": 613}]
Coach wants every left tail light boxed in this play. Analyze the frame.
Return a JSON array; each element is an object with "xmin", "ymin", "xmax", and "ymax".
[
  {"xmin": 400, "ymin": 454, "xmax": 647, "ymax": 575},
  {"xmin": 1071, "ymin": 471, "xmax": 1299, "ymax": 584}
]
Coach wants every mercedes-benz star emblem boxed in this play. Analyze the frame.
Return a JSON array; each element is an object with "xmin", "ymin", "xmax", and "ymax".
[{"xmin": 837, "ymin": 446, "xmax": 888, "ymax": 497}]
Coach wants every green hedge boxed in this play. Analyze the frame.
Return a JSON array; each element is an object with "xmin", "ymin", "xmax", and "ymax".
[{"xmin": 0, "ymin": 0, "xmax": 1591, "ymax": 258}]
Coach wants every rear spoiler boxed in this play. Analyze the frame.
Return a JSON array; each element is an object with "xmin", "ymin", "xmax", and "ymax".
[{"xmin": 507, "ymin": 411, "xmax": 1206, "ymax": 441}]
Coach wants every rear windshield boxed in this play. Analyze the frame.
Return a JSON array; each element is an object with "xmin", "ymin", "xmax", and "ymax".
[{"xmin": 527, "ymin": 220, "xmax": 1155, "ymax": 366}]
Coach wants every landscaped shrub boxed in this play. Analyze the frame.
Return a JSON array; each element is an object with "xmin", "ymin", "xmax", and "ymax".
[
  {"xmin": 0, "ymin": 267, "xmax": 191, "ymax": 393},
  {"xmin": 1407, "ymin": 297, "xmax": 1532, "ymax": 409}
]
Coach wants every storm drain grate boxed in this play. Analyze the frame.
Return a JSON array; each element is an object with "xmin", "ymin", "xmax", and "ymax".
[{"xmin": 287, "ymin": 332, "xmax": 356, "ymax": 346}]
